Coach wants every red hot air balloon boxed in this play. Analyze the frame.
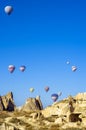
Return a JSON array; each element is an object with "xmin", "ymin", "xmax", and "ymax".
[
  {"xmin": 19, "ymin": 65, "xmax": 26, "ymax": 72},
  {"xmin": 8, "ymin": 65, "xmax": 15, "ymax": 73},
  {"xmin": 4, "ymin": 6, "xmax": 13, "ymax": 15},
  {"xmin": 45, "ymin": 86, "xmax": 49, "ymax": 92}
]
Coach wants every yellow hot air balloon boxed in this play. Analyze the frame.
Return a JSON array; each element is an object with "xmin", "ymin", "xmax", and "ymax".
[{"xmin": 29, "ymin": 87, "xmax": 34, "ymax": 93}]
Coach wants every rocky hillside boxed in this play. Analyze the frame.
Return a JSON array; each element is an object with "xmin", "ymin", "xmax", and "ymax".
[{"xmin": 0, "ymin": 92, "xmax": 86, "ymax": 130}]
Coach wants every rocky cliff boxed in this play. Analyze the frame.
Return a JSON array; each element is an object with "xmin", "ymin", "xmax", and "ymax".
[
  {"xmin": 0, "ymin": 92, "xmax": 15, "ymax": 111},
  {"xmin": 0, "ymin": 92, "xmax": 86, "ymax": 130}
]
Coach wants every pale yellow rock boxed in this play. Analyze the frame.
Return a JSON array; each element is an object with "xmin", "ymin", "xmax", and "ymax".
[
  {"xmin": 54, "ymin": 117, "xmax": 63, "ymax": 125},
  {"xmin": 1, "ymin": 92, "xmax": 86, "ymax": 129}
]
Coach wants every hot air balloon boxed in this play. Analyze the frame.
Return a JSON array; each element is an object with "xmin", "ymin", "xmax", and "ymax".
[
  {"xmin": 58, "ymin": 92, "xmax": 62, "ymax": 96},
  {"xmin": 45, "ymin": 86, "xmax": 49, "ymax": 92},
  {"xmin": 72, "ymin": 66, "xmax": 77, "ymax": 72},
  {"xmin": 29, "ymin": 87, "xmax": 34, "ymax": 93},
  {"xmin": 4, "ymin": 6, "xmax": 13, "ymax": 15},
  {"xmin": 66, "ymin": 61, "xmax": 70, "ymax": 65},
  {"xmin": 19, "ymin": 65, "xmax": 26, "ymax": 72},
  {"xmin": 51, "ymin": 94, "xmax": 59, "ymax": 102},
  {"xmin": 8, "ymin": 65, "xmax": 15, "ymax": 73}
]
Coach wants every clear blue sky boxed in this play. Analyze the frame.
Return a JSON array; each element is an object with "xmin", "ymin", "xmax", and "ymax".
[{"xmin": 0, "ymin": 0, "xmax": 86, "ymax": 108}]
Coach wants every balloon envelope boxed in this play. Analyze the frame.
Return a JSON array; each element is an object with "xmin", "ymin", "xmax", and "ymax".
[
  {"xmin": 45, "ymin": 86, "xmax": 49, "ymax": 92},
  {"xmin": 8, "ymin": 65, "xmax": 15, "ymax": 73},
  {"xmin": 72, "ymin": 66, "xmax": 77, "ymax": 72},
  {"xmin": 29, "ymin": 88, "xmax": 34, "ymax": 93},
  {"xmin": 66, "ymin": 61, "xmax": 70, "ymax": 65},
  {"xmin": 58, "ymin": 92, "xmax": 62, "ymax": 96},
  {"xmin": 19, "ymin": 66, "xmax": 26, "ymax": 72},
  {"xmin": 4, "ymin": 6, "xmax": 13, "ymax": 15},
  {"xmin": 51, "ymin": 94, "xmax": 58, "ymax": 102}
]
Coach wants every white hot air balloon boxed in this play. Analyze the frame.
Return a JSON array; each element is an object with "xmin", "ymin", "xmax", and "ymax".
[
  {"xmin": 8, "ymin": 65, "xmax": 15, "ymax": 73},
  {"xmin": 58, "ymin": 92, "xmax": 62, "ymax": 96},
  {"xmin": 19, "ymin": 66, "xmax": 26, "ymax": 72},
  {"xmin": 4, "ymin": 6, "xmax": 13, "ymax": 15},
  {"xmin": 72, "ymin": 66, "xmax": 77, "ymax": 72},
  {"xmin": 66, "ymin": 61, "xmax": 70, "ymax": 65}
]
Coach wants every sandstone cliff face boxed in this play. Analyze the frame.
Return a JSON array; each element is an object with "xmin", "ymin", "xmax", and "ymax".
[{"xmin": 0, "ymin": 92, "xmax": 86, "ymax": 130}]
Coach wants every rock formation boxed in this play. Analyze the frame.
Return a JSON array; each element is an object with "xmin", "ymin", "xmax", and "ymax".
[
  {"xmin": 21, "ymin": 96, "xmax": 43, "ymax": 111},
  {"xmin": 0, "ymin": 92, "xmax": 15, "ymax": 111},
  {"xmin": 0, "ymin": 92, "xmax": 86, "ymax": 130}
]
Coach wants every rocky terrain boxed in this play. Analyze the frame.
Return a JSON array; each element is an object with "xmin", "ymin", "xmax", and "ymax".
[{"xmin": 0, "ymin": 92, "xmax": 86, "ymax": 130}]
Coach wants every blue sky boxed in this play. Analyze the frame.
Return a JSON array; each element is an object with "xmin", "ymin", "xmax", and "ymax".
[{"xmin": 0, "ymin": 0, "xmax": 86, "ymax": 108}]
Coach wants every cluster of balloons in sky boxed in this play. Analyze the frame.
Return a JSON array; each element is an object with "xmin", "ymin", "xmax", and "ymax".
[
  {"xmin": 29, "ymin": 86, "xmax": 62, "ymax": 102},
  {"xmin": 8, "ymin": 65, "xmax": 62, "ymax": 102},
  {"xmin": 8, "ymin": 65, "xmax": 26, "ymax": 73},
  {"xmin": 4, "ymin": 5, "xmax": 77, "ymax": 103},
  {"xmin": 8, "ymin": 61, "xmax": 77, "ymax": 102}
]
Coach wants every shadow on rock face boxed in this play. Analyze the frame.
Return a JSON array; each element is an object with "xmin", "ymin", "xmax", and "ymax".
[{"xmin": 69, "ymin": 113, "xmax": 82, "ymax": 122}]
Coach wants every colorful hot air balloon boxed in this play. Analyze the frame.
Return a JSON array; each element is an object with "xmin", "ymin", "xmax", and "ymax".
[
  {"xmin": 45, "ymin": 86, "xmax": 49, "ymax": 92},
  {"xmin": 19, "ymin": 65, "xmax": 26, "ymax": 72},
  {"xmin": 4, "ymin": 6, "xmax": 13, "ymax": 15},
  {"xmin": 72, "ymin": 66, "xmax": 77, "ymax": 72},
  {"xmin": 51, "ymin": 94, "xmax": 59, "ymax": 102},
  {"xmin": 8, "ymin": 65, "xmax": 15, "ymax": 73},
  {"xmin": 29, "ymin": 87, "xmax": 34, "ymax": 93}
]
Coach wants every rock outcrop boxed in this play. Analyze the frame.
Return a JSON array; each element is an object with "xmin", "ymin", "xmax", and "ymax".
[
  {"xmin": 0, "ymin": 92, "xmax": 15, "ymax": 111},
  {"xmin": 0, "ymin": 92, "xmax": 86, "ymax": 130},
  {"xmin": 21, "ymin": 96, "xmax": 43, "ymax": 111}
]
